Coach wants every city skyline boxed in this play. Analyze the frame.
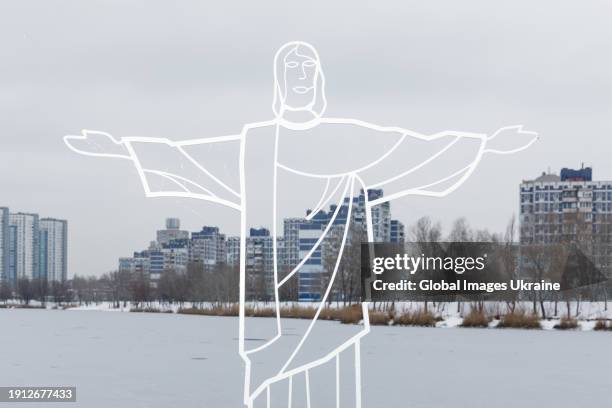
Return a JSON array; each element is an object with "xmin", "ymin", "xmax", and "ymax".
[
  {"xmin": 4, "ymin": 165, "xmax": 607, "ymax": 284},
  {"xmin": 118, "ymin": 189, "xmax": 405, "ymax": 301}
]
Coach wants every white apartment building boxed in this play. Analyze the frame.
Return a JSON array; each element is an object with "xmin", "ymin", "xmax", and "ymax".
[
  {"xmin": 9, "ymin": 213, "xmax": 40, "ymax": 280},
  {"xmin": 156, "ymin": 218, "xmax": 189, "ymax": 246},
  {"xmin": 39, "ymin": 218, "xmax": 68, "ymax": 282},
  {"xmin": 520, "ymin": 167, "xmax": 612, "ymax": 275},
  {"xmin": 0, "ymin": 207, "xmax": 9, "ymax": 282}
]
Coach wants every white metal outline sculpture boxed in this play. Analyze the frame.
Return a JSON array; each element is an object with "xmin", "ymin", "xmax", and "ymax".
[{"xmin": 64, "ymin": 40, "xmax": 538, "ymax": 408}]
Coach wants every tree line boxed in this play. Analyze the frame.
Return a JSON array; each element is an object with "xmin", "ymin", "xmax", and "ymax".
[{"xmin": 1, "ymin": 216, "xmax": 608, "ymax": 317}]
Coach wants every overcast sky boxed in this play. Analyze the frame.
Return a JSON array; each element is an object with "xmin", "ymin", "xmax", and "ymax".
[{"xmin": 2, "ymin": 0, "xmax": 612, "ymax": 277}]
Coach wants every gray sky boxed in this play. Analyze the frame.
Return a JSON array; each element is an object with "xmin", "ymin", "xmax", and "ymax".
[{"xmin": 2, "ymin": 0, "xmax": 612, "ymax": 277}]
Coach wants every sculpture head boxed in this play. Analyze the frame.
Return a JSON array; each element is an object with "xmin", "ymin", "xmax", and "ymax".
[{"xmin": 272, "ymin": 41, "xmax": 327, "ymax": 120}]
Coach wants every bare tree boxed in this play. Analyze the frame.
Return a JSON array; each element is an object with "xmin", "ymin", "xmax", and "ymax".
[
  {"xmin": 447, "ymin": 217, "xmax": 472, "ymax": 242},
  {"xmin": 324, "ymin": 224, "xmax": 364, "ymax": 306},
  {"xmin": 129, "ymin": 271, "xmax": 151, "ymax": 306},
  {"xmin": 502, "ymin": 215, "xmax": 519, "ymax": 313},
  {"xmin": 32, "ymin": 278, "xmax": 49, "ymax": 306},
  {"xmin": 102, "ymin": 270, "xmax": 132, "ymax": 308},
  {"xmin": 50, "ymin": 280, "xmax": 70, "ymax": 305},
  {"xmin": 158, "ymin": 269, "xmax": 182, "ymax": 305},
  {"xmin": 17, "ymin": 278, "xmax": 33, "ymax": 305},
  {"xmin": 0, "ymin": 280, "xmax": 12, "ymax": 304},
  {"xmin": 278, "ymin": 264, "xmax": 298, "ymax": 302},
  {"xmin": 411, "ymin": 216, "xmax": 442, "ymax": 244},
  {"xmin": 409, "ymin": 217, "xmax": 443, "ymax": 312}
]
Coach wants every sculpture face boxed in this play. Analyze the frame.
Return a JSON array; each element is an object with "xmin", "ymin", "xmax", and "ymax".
[
  {"xmin": 282, "ymin": 47, "xmax": 319, "ymax": 111},
  {"xmin": 272, "ymin": 41, "xmax": 327, "ymax": 119}
]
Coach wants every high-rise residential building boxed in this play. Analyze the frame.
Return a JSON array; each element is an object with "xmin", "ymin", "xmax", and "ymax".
[
  {"xmin": 358, "ymin": 189, "xmax": 392, "ymax": 242},
  {"xmin": 114, "ymin": 218, "xmax": 189, "ymax": 284},
  {"xmin": 246, "ymin": 228, "xmax": 276, "ymax": 300},
  {"xmin": 119, "ymin": 239, "xmax": 188, "ymax": 284},
  {"xmin": 39, "ymin": 218, "xmax": 68, "ymax": 282},
  {"xmin": 190, "ymin": 226, "xmax": 226, "ymax": 267},
  {"xmin": 119, "ymin": 219, "xmax": 192, "ymax": 284},
  {"xmin": 0, "ymin": 207, "xmax": 9, "ymax": 283},
  {"xmin": 226, "ymin": 236, "xmax": 241, "ymax": 266},
  {"xmin": 0, "ymin": 209, "xmax": 68, "ymax": 284},
  {"xmin": 138, "ymin": 242, "xmax": 166, "ymax": 280},
  {"xmin": 119, "ymin": 188, "xmax": 401, "ymax": 298},
  {"xmin": 226, "ymin": 228, "xmax": 285, "ymax": 300},
  {"xmin": 519, "ymin": 166, "xmax": 612, "ymax": 276},
  {"xmin": 161, "ymin": 238, "xmax": 189, "ymax": 274},
  {"xmin": 9, "ymin": 213, "xmax": 40, "ymax": 281},
  {"xmin": 283, "ymin": 218, "xmax": 303, "ymax": 272},
  {"xmin": 292, "ymin": 190, "xmax": 366, "ymax": 301},
  {"xmin": 296, "ymin": 221, "xmax": 329, "ymax": 302},
  {"xmin": 520, "ymin": 167, "xmax": 602, "ymax": 244},
  {"xmin": 119, "ymin": 255, "xmax": 148, "ymax": 274},
  {"xmin": 280, "ymin": 189, "xmax": 396, "ymax": 301},
  {"xmin": 390, "ymin": 219, "xmax": 405, "ymax": 243},
  {"xmin": 156, "ymin": 217, "xmax": 189, "ymax": 246},
  {"xmin": 8, "ymin": 224, "xmax": 17, "ymax": 284},
  {"xmin": 165, "ymin": 217, "xmax": 180, "ymax": 230},
  {"xmin": 146, "ymin": 242, "xmax": 165, "ymax": 280}
]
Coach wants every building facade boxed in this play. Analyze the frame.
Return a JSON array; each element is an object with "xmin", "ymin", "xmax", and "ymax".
[
  {"xmin": 9, "ymin": 213, "xmax": 40, "ymax": 281},
  {"xmin": 520, "ymin": 167, "xmax": 612, "ymax": 276},
  {"xmin": 119, "ymin": 239, "xmax": 188, "ymax": 284},
  {"xmin": 227, "ymin": 228, "xmax": 285, "ymax": 300},
  {"xmin": 226, "ymin": 236, "xmax": 241, "ymax": 266},
  {"xmin": 39, "ymin": 218, "xmax": 68, "ymax": 282},
  {"xmin": 118, "ymin": 188, "xmax": 403, "ymax": 299},
  {"xmin": 0, "ymin": 209, "xmax": 69, "ymax": 284},
  {"xmin": 156, "ymin": 217, "xmax": 189, "ymax": 246},
  {"xmin": 0, "ymin": 207, "xmax": 9, "ymax": 283},
  {"xmin": 390, "ymin": 219, "xmax": 405, "ymax": 243},
  {"xmin": 190, "ymin": 226, "xmax": 226, "ymax": 268},
  {"xmin": 118, "ymin": 254, "xmax": 148, "ymax": 274},
  {"xmin": 244, "ymin": 228, "xmax": 275, "ymax": 300},
  {"xmin": 290, "ymin": 189, "xmax": 398, "ymax": 301}
]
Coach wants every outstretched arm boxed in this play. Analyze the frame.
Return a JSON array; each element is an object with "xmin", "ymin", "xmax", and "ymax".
[
  {"xmin": 64, "ymin": 129, "xmax": 242, "ymax": 210},
  {"xmin": 357, "ymin": 125, "xmax": 538, "ymax": 206}
]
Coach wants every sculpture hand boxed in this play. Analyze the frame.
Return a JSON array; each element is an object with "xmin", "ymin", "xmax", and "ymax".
[{"xmin": 63, "ymin": 129, "xmax": 130, "ymax": 160}]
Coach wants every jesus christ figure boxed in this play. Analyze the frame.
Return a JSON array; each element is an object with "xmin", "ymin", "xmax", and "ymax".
[{"xmin": 65, "ymin": 41, "xmax": 537, "ymax": 407}]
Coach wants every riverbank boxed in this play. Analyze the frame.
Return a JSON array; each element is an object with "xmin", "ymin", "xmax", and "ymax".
[{"xmin": 2, "ymin": 300, "xmax": 611, "ymax": 332}]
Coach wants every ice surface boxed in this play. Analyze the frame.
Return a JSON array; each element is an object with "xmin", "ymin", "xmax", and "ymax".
[{"xmin": 0, "ymin": 310, "xmax": 609, "ymax": 407}]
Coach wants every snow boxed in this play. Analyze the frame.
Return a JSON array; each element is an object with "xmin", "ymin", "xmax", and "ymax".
[{"xmin": 0, "ymin": 309, "xmax": 609, "ymax": 407}]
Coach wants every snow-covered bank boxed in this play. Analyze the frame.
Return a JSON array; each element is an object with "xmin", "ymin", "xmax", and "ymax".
[{"xmin": 2, "ymin": 300, "xmax": 611, "ymax": 331}]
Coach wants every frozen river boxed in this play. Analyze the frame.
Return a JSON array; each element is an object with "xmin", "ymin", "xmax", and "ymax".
[{"xmin": 0, "ymin": 309, "xmax": 609, "ymax": 407}]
